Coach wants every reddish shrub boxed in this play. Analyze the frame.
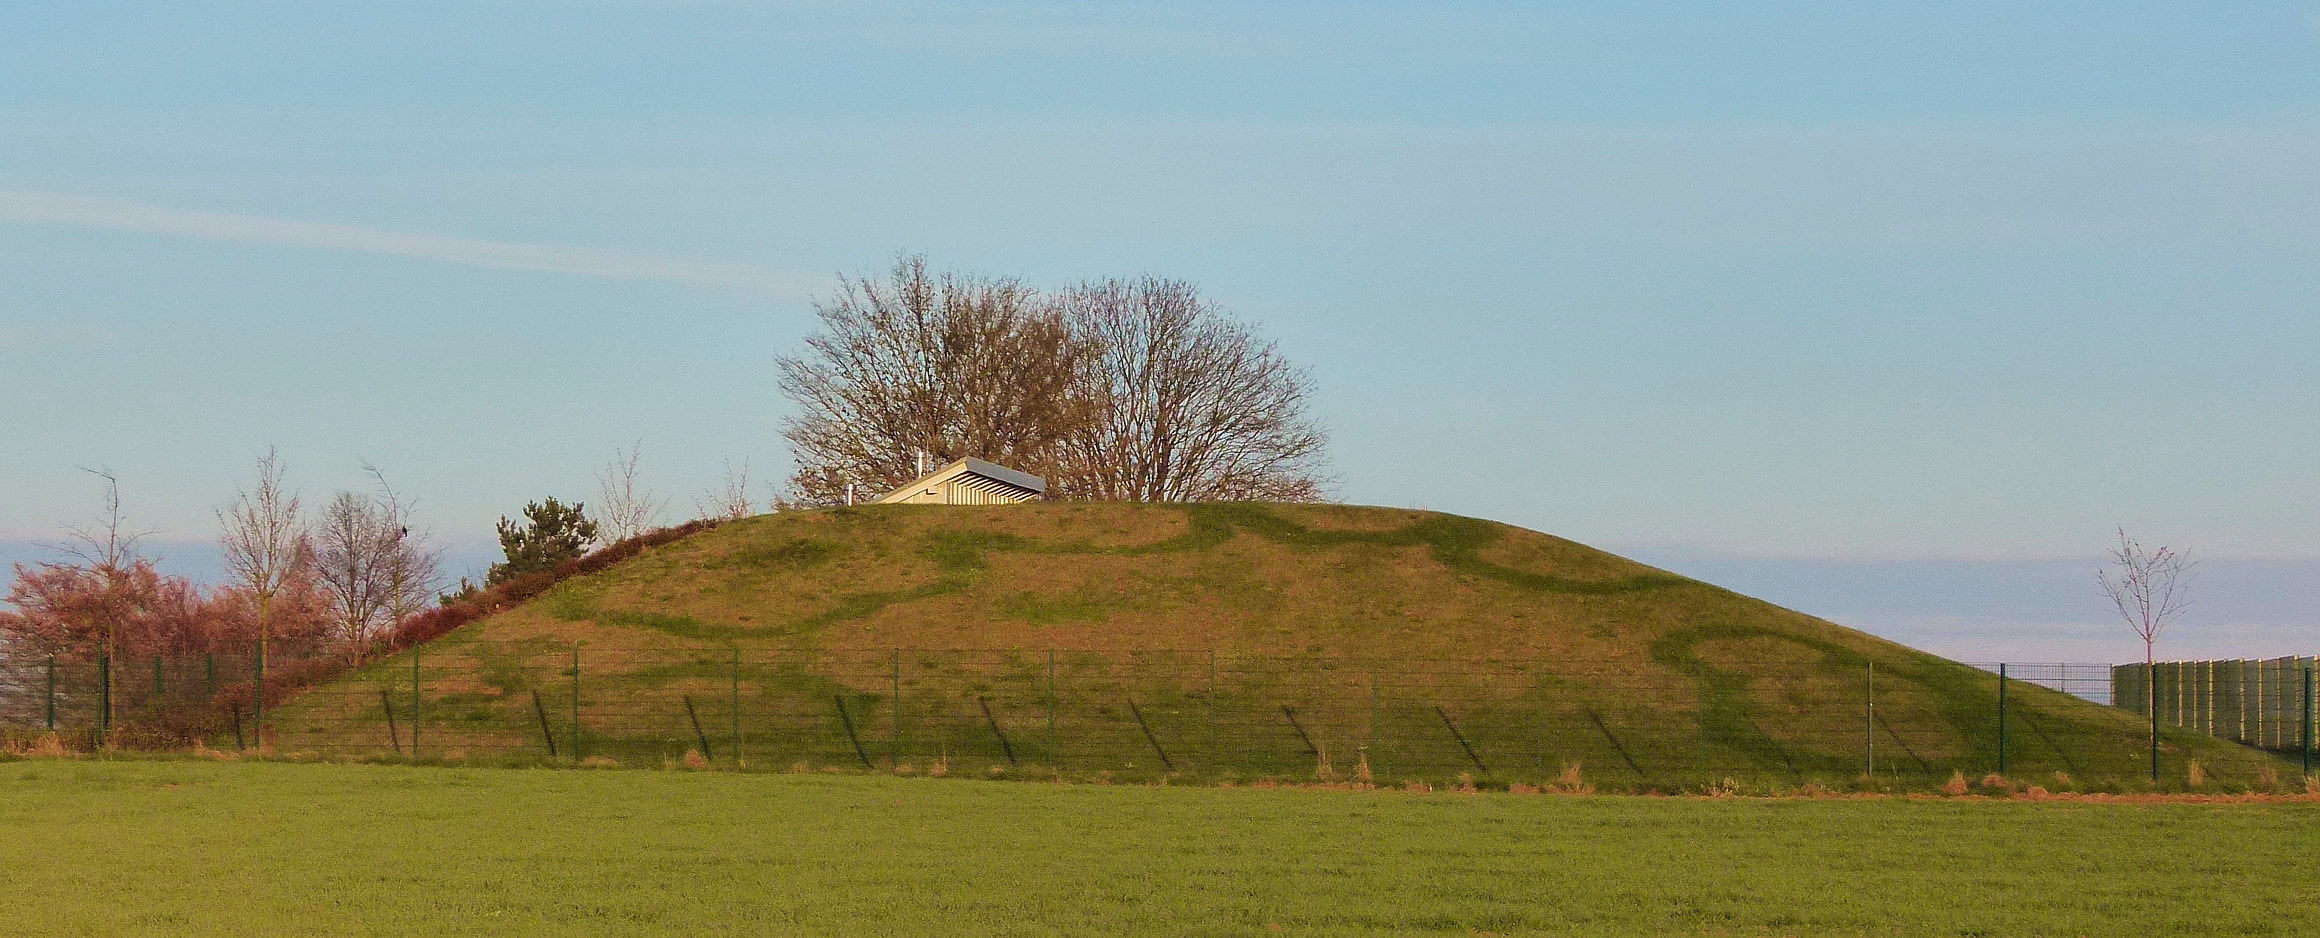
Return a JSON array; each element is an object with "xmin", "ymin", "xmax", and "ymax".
[{"xmin": 208, "ymin": 520, "xmax": 721, "ymax": 726}]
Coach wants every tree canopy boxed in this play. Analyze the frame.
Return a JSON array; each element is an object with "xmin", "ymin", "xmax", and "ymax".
[
  {"xmin": 487, "ymin": 499, "xmax": 599, "ymax": 586},
  {"xmin": 778, "ymin": 256, "xmax": 1327, "ymax": 505}
]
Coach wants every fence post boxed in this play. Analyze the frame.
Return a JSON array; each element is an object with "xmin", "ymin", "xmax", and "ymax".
[
  {"xmin": 1864, "ymin": 661, "xmax": 1873, "ymax": 779},
  {"xmin": 381, "ymin": 689, "xmax": 403, "ymax": 755},
  {"xmin": 205, "ymin": 653, "xmax": 215, "ymax": 696},
  {"xmin": 1369, "ymin": 669, "xmax": 1381, "ymax": 772},
  {"xmin": 252, "ymin": 640, "xmax": 263, "ymax": 750},
  {"xmin": 1537, "ymin": 668, "xmax": 1550, "ymax": 777},
  {"xmin": 1206, "ymin": 650, "xmax": 1217, "ymax": 772},
  {"xmin": 410, "ymin": 647, "xmax": 422, "ymax": 758},
  {"xmin": 97, "ymin": 652, "xmax": 110, "ymax": 746},
  {"xmin": 2237, "ymin": 659, "xmax": 2254, "ymax": 743},
  {"xmin": 2200, "ymin": 660, "xmax": 2214, "ymax": 737},
  {"xmin": 530, "ymin": 689, "xmax": 557, "ymax": 757},
  {"xmin": 2151, "ymin": 665, "xmax": 2162, "ymax": 783},
  {"xmin": 45, "ymin": 655, "xmax": 55, "ymax": 731},
  {"xmin": 1127, "ymin": 695, "xmax": 1174, "ymax": 772},
  {"xmin": 731, "ymin": 647, "xmax": 743, "ymax": 769},
  {"xmin": 2170, "ymin": 661, "xmax": 2181, "ymax": 734},
  {"xmin": 1046, "ymin": 649, "xmax": 1057, "ymax": 773},
  {"xmin": 890, "ymin": 650, "xmax": 901, "ymax": 769},
  {"xmin": 1997, "ymin": 663, "xmax": 2008, "ymax": 777},
  {"xmin": 570, "ymin": 645, "xmax": 582, "ymax": 762},
  {"xmin": 154, "ymin": 655, "xmax": 164, "ymax": 698},
  {"xmin": 2304, "ymin": 665, "xmax": 2313, "ymax": 777}
]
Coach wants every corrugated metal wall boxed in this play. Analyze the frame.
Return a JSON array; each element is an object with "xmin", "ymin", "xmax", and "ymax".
[
  {"xmin": 2113, "ymin": 656, "xmax": 2316, "ymax": 749},
  {"xmin": 888, "ymin": 474, "xmax": 1040, "ymax": 505}
]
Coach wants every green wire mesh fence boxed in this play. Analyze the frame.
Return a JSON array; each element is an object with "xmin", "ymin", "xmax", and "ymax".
[{"xmin": 3, "ymin": 644, "xmax": 2311, "ymax": 790}]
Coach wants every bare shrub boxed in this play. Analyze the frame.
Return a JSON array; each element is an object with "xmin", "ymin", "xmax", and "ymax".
[
  {"xmin": 595, "ymin": 442, "xmax": 667, "ymax": 543},
  {"xmin": 697, "ymin": 459, "xmax": 755, "ymax": 521}
]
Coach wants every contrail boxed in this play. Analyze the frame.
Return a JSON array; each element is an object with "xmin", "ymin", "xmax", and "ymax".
[{"xmin": 0, "ymin": 190, "xmax": 815, "ymax": 296}]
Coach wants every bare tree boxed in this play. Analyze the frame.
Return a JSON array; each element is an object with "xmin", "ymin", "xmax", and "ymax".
[
  {"xmin": 312, "ymin": 490, "xmax": 394, "ymax": 645},
  {"xmin": 1055, "ymin": 278, "xmax": 1327, "ymax": 502},
  {"xmin": 697, "ymin": 458, "xmax": 756, "ymax": 521},
  {"xmin": 776, "ymin": 258, "xmax": 1327, "ymax": 505},
  {"xmin": 50, "ymin": 468, "xmax": 152, "ymax": 728},
  {"xmin": 218, "ymin": 448, "xmax": 305, "ymax": 732},
  {"xmin": 778, "ymin": 254, "xmax": 1089, "ymax": 505},
  {"xmin": 365, "ymin": 466, "xmax": 441, "ymax": 638},
  {"xmin": 595, "ymin": 441, "xmax": 668, "ymax": 543},
  {"xmin": 57, "ymin": 468, "xmax": 148, "ymax": 576},
  {"xmin": 2098, "ymin": 527, "xmax": 2195, "ymax": 781}
]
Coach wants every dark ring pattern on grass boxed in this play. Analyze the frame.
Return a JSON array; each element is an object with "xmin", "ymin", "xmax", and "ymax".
[{"xmin": 564, "ymin": 504, "xmax": 1693, "ymax": 640}]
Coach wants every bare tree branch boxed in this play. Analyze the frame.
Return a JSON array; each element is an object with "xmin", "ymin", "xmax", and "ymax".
[
  {"xmin": 776, "ymin": 258, "xmax": 1328, "ymax": 504},
  {"xmin": 596, "ymin": 441, "xmax": 668, "ymax": 543},
  {"xmin": 54, "ymin": 467, "xmax": 150, "ymax": 572},
  {"xmin": 778, "ymin": 254, "xmax": 1089, "ymax": 505},
  {"xmin": 19, "ymin": 469, "xmax": 155, "ymax": 724},
  {"xmin": 2097, "ymin": 527, "xmax": 2196, "ymax": 661},
  {"xmin": 312, "ymin": 489, "xmax": 397, "ymax": 645},
  {"xmin": 366, "ymin": 465, "xmax": 441, "ymax": 640},
  {"xmin": 2099, "ymin": 525, "xmax": 2196, "ymax": 777},
  {"xmin": 1055, "ymin": 277, "xmax": 1329, "ymax": 502},
  {"xmin": 218, "ymin": 448, "xmax": 306, "ymax": 673},
  {"xmin": 697, "ymin": 458, "xmax": 756, "ymax": 521}
]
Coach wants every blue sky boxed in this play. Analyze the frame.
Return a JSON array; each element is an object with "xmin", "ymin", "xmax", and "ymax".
[{"xmin": 5, "ymin": 2, "xmax": 2318, "ymax": 660}]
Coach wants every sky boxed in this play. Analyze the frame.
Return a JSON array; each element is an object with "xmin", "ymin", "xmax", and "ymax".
[{"xmin": 4, "ymin": 1, "xmax": 2318, "ymax": 662}]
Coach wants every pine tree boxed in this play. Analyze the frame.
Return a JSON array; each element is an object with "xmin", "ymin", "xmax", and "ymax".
[{"xmin": 486, "ymin": 499, "xmax": 599, "ymax": 586}]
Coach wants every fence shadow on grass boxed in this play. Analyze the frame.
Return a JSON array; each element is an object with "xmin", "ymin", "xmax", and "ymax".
[{"xmin": 3, "ymin": 643, "xmax": 2309, "ymax": 793}]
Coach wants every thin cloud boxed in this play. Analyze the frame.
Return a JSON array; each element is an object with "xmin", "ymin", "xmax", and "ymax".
[{"xmin": 0, "ymin": 190, "xmax": 816, "ymax": 296}]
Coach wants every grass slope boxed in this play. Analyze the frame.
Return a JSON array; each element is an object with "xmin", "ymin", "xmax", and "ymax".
[
  {"xmin": 2, "ymin": 761, "xmax": 2316, "ymax": 937},
  {"xmin": 276, "ymin": 503, "xmax": 2294, "ymax": 789}
]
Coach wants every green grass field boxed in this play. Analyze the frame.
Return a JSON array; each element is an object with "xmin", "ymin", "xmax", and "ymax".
[{"xmin": 3, "ymin": 760, "xmax": 2313, "ymax": 937}]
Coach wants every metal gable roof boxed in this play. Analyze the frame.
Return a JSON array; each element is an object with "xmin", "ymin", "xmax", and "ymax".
[
  {"xmin": 872, "ymin": 457, "xmax": 1047, "ymax": 504},
  {"xmin": 955, "ymin": 457, "xmax": 1046, "ymax": 494}
]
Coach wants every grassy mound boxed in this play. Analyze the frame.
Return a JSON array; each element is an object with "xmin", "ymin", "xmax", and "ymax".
[{"xmin": 275, "ymin": 503, "xmax": 2297, "ymax": 790}]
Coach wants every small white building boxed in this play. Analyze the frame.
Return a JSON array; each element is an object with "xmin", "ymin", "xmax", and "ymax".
[{"xmin": 873, "ymin": 457, "xmax": 1046, "ymax": 506}]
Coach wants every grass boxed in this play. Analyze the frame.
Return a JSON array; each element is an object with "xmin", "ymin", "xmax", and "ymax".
[
  {"xmin": 265, "ymin": 502, "xmax": 2296, "ymax": 789},
  {"xmin": 1, "ymin": 760, "xmax": 2315, "ymax": 937}
]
